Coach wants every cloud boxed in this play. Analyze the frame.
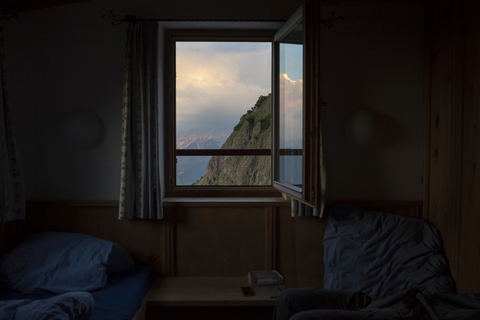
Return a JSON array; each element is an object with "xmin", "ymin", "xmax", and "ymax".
[
  {"xmin": 279, "ymin": 73, "xmax": 303, "ymax": 147},
  {"xmin": 175, "ymin": 42, "xmax": 271, "ymax": 131}
]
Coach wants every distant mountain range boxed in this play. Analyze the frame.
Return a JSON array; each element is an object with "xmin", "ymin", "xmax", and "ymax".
[
  {"xmin": 176, "ymin": 127, "xmax": 230, "ymax": 186},
  {"xmin": 176, "ymin": 127, "xmax": 230, "ymax": 150},
  {"xmin": 176, "ymin": 95, "xmax": 272, "ymax": 186}
]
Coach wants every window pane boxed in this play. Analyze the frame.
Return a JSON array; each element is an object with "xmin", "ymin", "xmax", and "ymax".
[
  {"xmin": 175, "ymin": 41, "xmax": 272, "ymax": 186},
  {"xmin": 178, "ymin": 156, "xmax": 271, "ymax": 186},
  {"xmin": 176, "ymin": 42, "xmax": 271, "ymax": 141},
  {"xmin": 176, "ymin": 155, "xmax": 212, "ymax": 186},
  {"xmin": 278, "ymin": 22, "xmax": 303, "ymax": 189}
]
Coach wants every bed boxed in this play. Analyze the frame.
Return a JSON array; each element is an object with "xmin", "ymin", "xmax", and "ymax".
[
  {"xmin": 0, "ymin": 232, "xmax": 154, "ymax": 320},
  {"xmin": 274, "ymin": 204, "xmax": 480, "ymax": 320}
]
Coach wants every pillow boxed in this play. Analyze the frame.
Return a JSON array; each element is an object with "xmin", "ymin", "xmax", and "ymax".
[{"xmin": 0, "ymin": 232, "xmax": 134, "ymax": 294}]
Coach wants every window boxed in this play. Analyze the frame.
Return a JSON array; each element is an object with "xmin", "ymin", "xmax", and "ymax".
[
  {"xmin": 164, "ymin": 1, "xmax": 323, "ymax": 205},
  {"xmin": 164, "ymin": 30, "xmax": 280, "ymax": 197},
  {"xmin": 175, "ymin": 40, "xmax": 272, "ymax": 187}
]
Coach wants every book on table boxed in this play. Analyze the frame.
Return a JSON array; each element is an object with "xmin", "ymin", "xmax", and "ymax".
[{"xmin": 248, "ymin": 270, "xmax": 284, "ymax": 286}]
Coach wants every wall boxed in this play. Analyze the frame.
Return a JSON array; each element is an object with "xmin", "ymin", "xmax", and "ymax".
[
  {"xmin": 4, "ymin": 0, "xmax": 424, "ymax": 201},
  {"xmin": 321, "ymin": 2, "xmax": 424, "ymax": 201},
  {"xmin": 0, "ymin": 200, "xmax": 422, "ymax": 288},
  {"xmin": 423, "ymin": 0, "xmax": 480, "ymax": 293},
  {"xmin": 2, "ymin": 0, "xmax": 425, "ymax": 287}
]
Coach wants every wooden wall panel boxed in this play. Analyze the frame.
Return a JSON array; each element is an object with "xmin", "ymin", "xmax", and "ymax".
[
  {"xmin": 0, "ymin": 201, "xmax": 171, "ymax": 276},
  {"xmin": 173, "ymin": 206, "xmax": 267, "ymax": 277},
  {"xmin": 458, "ymin": 0, "xmax": 480, "ymax": 293},
  {"xmin": 277, "ymin": 209, "xmax": 327, "ymax": 288},
  {"xmin": 0, "ymin": 220, "xmax": 29, "ymax": 257},
  {"xmin": 104, "ymin": 207, "xmax": 168, "ymax": 273},
  {"xmin": 1, "ymin": 200, "xmax": 421, "ymax": 288},
  {"xmin": 423, "ymin": 0, "xmax": 464, "ymax": 283},
  {"xmin": 423, "ymin": 0, "xmax": 480, "ymax": 293}
]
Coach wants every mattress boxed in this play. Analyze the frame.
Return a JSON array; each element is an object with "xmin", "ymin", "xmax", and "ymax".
[{"xmin": 0, "ymin": 264, "xmax": 154, "ymax": 320}]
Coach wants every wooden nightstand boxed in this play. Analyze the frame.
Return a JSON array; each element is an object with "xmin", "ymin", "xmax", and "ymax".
[{"xmin": 144, "ymin": 276, "xmax": 282, "ymax": 319}]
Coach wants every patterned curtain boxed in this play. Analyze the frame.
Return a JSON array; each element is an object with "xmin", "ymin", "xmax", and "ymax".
[
  {"xmin": 119, "ymin": 21, "xmax": 163, "ymax": 220},
  {"xmin": 0, "ymin": 19, "xmax": 25, "ymax": 224},
  {"xmin": 291, "ymin": 127, "xmax": 326, "ymax": 218}
]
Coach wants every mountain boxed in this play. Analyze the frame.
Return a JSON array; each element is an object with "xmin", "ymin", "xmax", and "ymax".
[
  {"xmin": 176, "ymin": 127, "xmax": 230, "ymax": 149},
  {"xmin": 176, "ymin": 127, "xmax": 230, "ymax": 186},
  {"xmin": 194, "ymin": 94, "xmax": 272, "ymax": 186}
]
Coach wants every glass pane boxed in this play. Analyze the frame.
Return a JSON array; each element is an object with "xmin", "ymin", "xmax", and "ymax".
[
  {"xmin": 175, "ymin": 42, "xmax": 272, "ymax": 186},
  {"xmin": 175, "ymin": 41, "xmax": 271, "ymax": 150},
  {"xmin": 176, "ymin": 155, "xmax": 212, "ymax": 186},
  {"xmin": 278, "ymin": 21, "xmax": 303, "ymax": 189},
  {"xmin": 177, "ymin": 156, "xmax": 271, "ymax": 186}
]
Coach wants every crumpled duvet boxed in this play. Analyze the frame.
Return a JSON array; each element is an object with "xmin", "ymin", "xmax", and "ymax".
[
  {"xmin": 273, "ymin": 205, "xmax": 480, "ymax": 320},
  {"xmin": 323, "ymin": 204, "xmax": 456, "ymax": 300},
  {"xmin": 360, "ymin": 288, "xmax": 480, "ymax": 319},
  {"xmin": 0, "ymin": 291, "xmax": 94, "ymax": 320}
]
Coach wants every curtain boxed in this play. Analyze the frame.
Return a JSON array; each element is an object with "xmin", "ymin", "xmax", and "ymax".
[
  {"xmin": 119, "ymin": 21, "xmax": 163, "ymax": 220},
  {"xmin": 0, "ymin": 19, "xmax": 25, "ymax": 223},
  {"xmin": 291, "ymin": 127, "xmax": 326, "ymax": 218}
]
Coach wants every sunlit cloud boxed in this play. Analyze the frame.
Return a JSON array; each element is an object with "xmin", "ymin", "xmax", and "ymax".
[
  {"xmin": 279, "ymin": 73, "xmax": 303, "ymax": 147},
  {"xmin": 176, "ymin": 42, "xmax": 271, "ymax": 132}
]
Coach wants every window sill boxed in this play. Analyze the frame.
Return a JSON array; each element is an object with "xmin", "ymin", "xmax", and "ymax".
[{"xmin": 162, "ymin": 197, "xmax": 290, "ymax": 207}]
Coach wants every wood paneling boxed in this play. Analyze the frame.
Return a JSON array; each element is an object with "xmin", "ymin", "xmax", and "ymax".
[
  {"xmin": 423, "ymin": 0, "xmax": 480, "ymax": 293},
  {"xmin": 277, "ymin": 210, "xmax": 327, "ymax": 288},
  {"xmin": 1, "ymin": 199, "xmax": 421, "ymax": 288},
  {"xmin": 458, "ymin": 0, "xmax": 480, "ymax": 293},
  {"xmin": 0, "ymin": 201, "xmax": 170, "ymax": 276},
  {"xmin": 173, "ymin": 206, "xmax": 267, "ymax": 276},
  {"xmin": 423, "ymin": 0, "xmax": 464, "ymax": 283}
]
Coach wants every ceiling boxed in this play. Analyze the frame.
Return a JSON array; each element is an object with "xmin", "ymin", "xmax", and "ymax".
[{"xmin": 0, "ymin": 0, "xmax": 425, "ymax": 15}]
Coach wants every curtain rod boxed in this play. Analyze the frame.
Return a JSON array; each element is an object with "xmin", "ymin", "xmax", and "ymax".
[
  {"xmin": 101, "ymin": 11, "xmax": 286, "ymax": 26},
  {"xmin": 101, "ymin": 10, "xmax": 343, "ymax": 28}
]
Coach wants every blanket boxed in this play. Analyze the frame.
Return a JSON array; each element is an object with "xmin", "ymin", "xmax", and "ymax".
[
  {"xmin": 0, "ymin": 291, "xmax": 94, "ymax": 320},
  {"xmin": 323, "ymin": 204, "xmax": 456, "ymax": 299},
  {"xmin": 273, "ymin": 205, "xmax": 479, "ymax": 320},
  {"xmin": 360, "ymin": 288, "xmax": 480, "ymax": 319}
]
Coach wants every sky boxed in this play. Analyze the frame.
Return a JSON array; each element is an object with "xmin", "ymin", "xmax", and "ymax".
[
  {"xmin": 279, "ymin": 43, "xmax": 303, "ymax": 148},
  {"xmin": 175, "ymin": 41, "xmax": 303, "ymax": 143},
  {"xmin": 176, "ymin": 41, "xmax": 271, "ymax": 133}
]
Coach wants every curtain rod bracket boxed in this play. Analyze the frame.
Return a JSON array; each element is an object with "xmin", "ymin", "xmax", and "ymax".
[
  {"xmin": 101, "ymin": 10, "xmax": 125, "ymax": 26},
  {"xmin": 321, "ymin": 12, "xmax": 343, "ymax": 28}
]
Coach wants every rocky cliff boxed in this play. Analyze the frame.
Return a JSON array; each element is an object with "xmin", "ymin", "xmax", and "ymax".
[{"xmin": 194, "ymin": 94, "xmax": 272, "ymax": 186}]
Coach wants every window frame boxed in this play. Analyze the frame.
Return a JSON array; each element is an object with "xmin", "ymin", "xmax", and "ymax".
[
  {"xmin": 164, "ymin": 29, "xmax": 281, "ymax": 198},
  {"xmin": 272, "ymin": 1, "xmax": 322, "ymax": 208}
]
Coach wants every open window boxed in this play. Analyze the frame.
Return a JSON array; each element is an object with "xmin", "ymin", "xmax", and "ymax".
[
  {"xmin": 164, "ymin": 29, "xmax": 280, "ymax": 198},
  {"xmin": 273, "ymin": 1, "xmax": 323, "ymax": 207},
  {"xmin": 164, "ymin": 1, "xmax": 323, "ymax": 203}
]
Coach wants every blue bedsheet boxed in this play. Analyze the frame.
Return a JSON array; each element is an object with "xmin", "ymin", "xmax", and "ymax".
[
  {"xmin": 90, "ymin": 264, "xmax": 154, "ymax": 320},
  {"xmin": 0, "ymin": 264, "xmax": 154, "ymax": 320}
]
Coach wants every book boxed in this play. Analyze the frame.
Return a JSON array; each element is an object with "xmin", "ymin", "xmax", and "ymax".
[{"xmin": 248, "ymin": 270, "xmax": 284, "ymax": 286}]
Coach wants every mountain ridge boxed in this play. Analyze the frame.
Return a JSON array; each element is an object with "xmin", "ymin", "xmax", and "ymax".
[{"xmin": 194, "ymin": 94, "xmax": 272, "ymax": 186}]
